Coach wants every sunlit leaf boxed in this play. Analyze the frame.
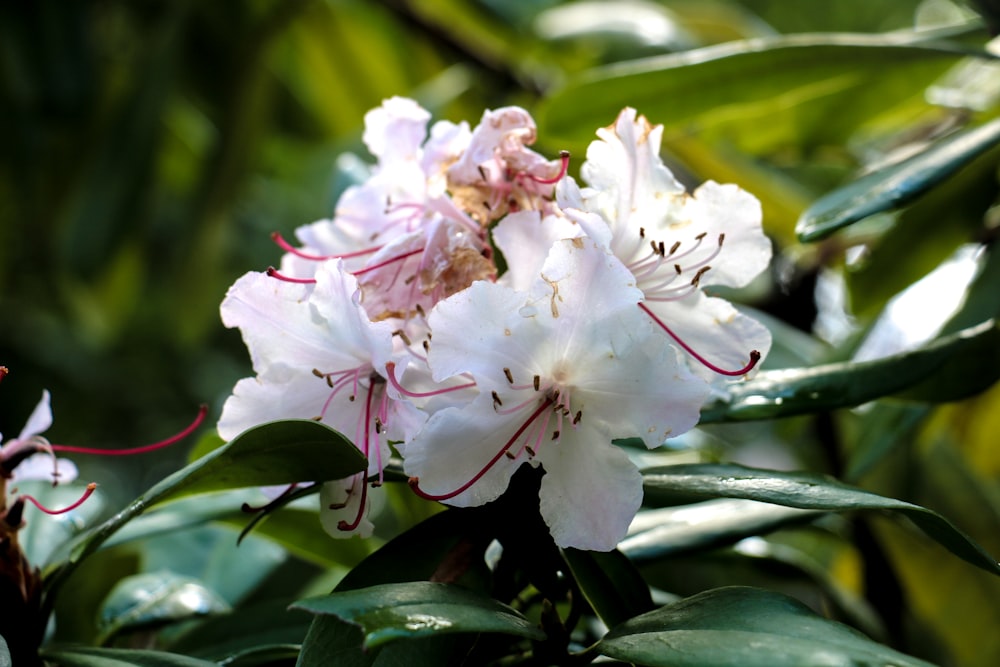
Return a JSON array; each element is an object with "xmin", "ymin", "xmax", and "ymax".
[
  {"xmin": 797, "ymin": 116, "xmax": 1000, "ymax": 241},
  {"xmin": 97, "ymin": 571, "xmax": 229, "ymax": 643},
  {"xmin": 701, "ymin": 318, "xmax": 1000, "ymax": 422},
  {"xmin": 641, "ymin": 463, "xmax": 1000, "ymax": 575},
  {"xmin": 292, "ymin": 582, "xmax": 545, "ymax": 650},
  {"xmin": 598, "ymin": 586, "xmax": 935, "ymax": 667}
]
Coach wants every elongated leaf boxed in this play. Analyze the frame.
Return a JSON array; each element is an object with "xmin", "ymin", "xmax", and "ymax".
[
  {"xmin": 641, "ymin": 463, "xmax": 1000, "ymax": 575},
  {"xmin": 598, "ymin": 586, "xmax": 935, "ymax": 667},
  {"xmin": 40, "ymin": 646, "xmax": 217, "ymax": 667},
  {"xmin": 701, "ymin": 318, "xmax": 1000, "ymax": 422},
  {"xmin": 538, "ymin": 31, "xmax": 974, "ymax": 156},
  {"xmin": 292, "ymin": 582, "xmax": 545, "ymax": 650},
  {"xmin": 44, "ymin": 420, "xmax": 364, "ymax": 605},
  {"xmin": 797, "ymin": 117, "xmax": 1000, "ymax": 241},
  {"xmin": 562, "ymin": 548, "xmax": 654, "ymax": 629},
  {"xmin": 98, "ymin": 571, "xmax": 229, "ymax": 643},
  {"xmin": 621, "ymin": 499, "xmax": 821, "ymax": 562}
]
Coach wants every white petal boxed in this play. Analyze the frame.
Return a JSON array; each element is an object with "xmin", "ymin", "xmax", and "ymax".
[
  {"xmin": 319, "ymin": 475, "xmax": 377, "ymax": 539},
  {"xmin": 492, "ymin": 211, "xmax": 581, "ymax": 293},
  {"xmin": 13, "ymin": 453, "xmax": 78, "ymax": 484},
  {"xmin": 363, "ymin": 97, "xmax": 431, "ymax": 162},
  {"xmin": 537, "ymin": 429, "xmax": 642, "ymax": 551},
  {"xmin": 402, "ymin": 395, "xmax": 527, "ymax": 508},
  {"xmin": 18, "ymin": 389, "xmax": 53, "ymax": 440}
]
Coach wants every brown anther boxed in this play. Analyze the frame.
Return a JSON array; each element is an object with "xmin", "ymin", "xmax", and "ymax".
[
  {"xmin": 422, "ymin": 340, "xmax": 430, "ymax": 353},
  {"xmin": 348, "ymin": 395, "xmax": 356, "ymax": 402},
  {"xmin": 371, "ymin": 480, "xmax": 383, "ymax": 488},
  {"xmin": 505, "ymin": 451, "xmax": 517, "ymax": 460},
  {"xmin": 312, "ymin": 415, "xmax": 323, "ymax": 421},
  {"xmin": 573, "ymin": 410, "xmax": 583, "ymax": 425},
  {"xmin": 718, "ymin": 233, "xmax": 725, "ymax": 245},
  {"xmin": 639, "ymin": 227, "xmax": 645, "ymax": 238},
  {"xmin": 525, "ymin": 446, "xmax": 536, "ymax": 458},
  {"xmin": 328, "ymin": 501, "xmax": 348, "ymax": 510},
  {"xmin": 477, "ymin": 165, "xmax": 488, "ymax": 182},
  {"xmin": 668, "ymin": 241, "xmax": 681, "ymax": 256},
  {"xmin": 674, "ymin": 264, "xmax": 682, "ymax": 275},
  {"xmin": 651, "ymin": 240, "xmax": 659, "ymax": 255},
  {"xmin": 415, "ymin": 303, "xmax": 426, "ymax": 318},
  {"xmin": 503, "ymin": 367, "xmax": 514, "ymax": 384},
  {"xmin": 404, "ymin": 275, "xmax": 416, "ymax": 285},
  {"xmin": 393, "ymin": 329, "xmax": 412, "ymax": 346},
  {"xmin": 533, "ymin": 375, "xmax": 540, "ymax": 391},
  {"xmin": 483, "ymin": 200, "xmax": 492, "ymax": 211},
  {"xmin": 375, "ymin": 417, "xmax": 383, "ymax": 434},
  {"xmin": 695, "ymin": 232, "xmax": 706, "ymax": 241},
  {"xmin": 691, "ymin": 266, "xmax": 711, "ymax": 286},
  {"xmin": 551, "ymin": 430, "xmax": 560, "ymax": 440},
  {"xmin": 312, "ymin": 368, "xmax": 324, "ymax": 378},
  {"xmin": 658, "ymin": 241, "xmax": 665, "ymax": 256},
  {"xmin": 492, "ymin": 391, "xmax": 503, "ymax": 408}
]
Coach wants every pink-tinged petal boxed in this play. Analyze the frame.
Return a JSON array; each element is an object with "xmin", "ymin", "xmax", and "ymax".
[
  {"xmin": 422, "ymin": 120, "xmax": 472, "ymax": 193},
  {"xmin": 402, "ymin": 395, "xmax": 528, "ymax": 507},
  {"xmin": 644, "ymin": 292, "xmax": 773, "ymax": 383},
  {"xmin": 18, "ymin": 389, "xmax": 52, "ymax": 440},
  {"xmin": 537, "ymin": 428, "xmax": 642, "ymax": 551},
  {"xmin": 492, "ymin": 211, "xmax": 582, "ymax": 293},
  {"xmin": 448, "ymin": 106, "xmax": 538, "ymax": 184},
  {"xmin": 217, "ymin": 375, "xmax": 333, "ymax": 442},
  {"xmin": 362, "ymin": 97, "xmax": 431, "ymax": 162}
]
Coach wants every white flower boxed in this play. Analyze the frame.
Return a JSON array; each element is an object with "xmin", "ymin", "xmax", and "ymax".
[
  {"xmin": 0, "ymin": 389, "xmax": 78, "ymax": 486},
  {"xmin": 403, "ymin": 238, "xmax": 709, "ymax": 550},
  {"xmin": 557, "ymin": 107, "xmax": 772, "ymax": 381},
  {"xmin": 218, "ymin": 260, "xmax": 425, "ymax": 538}
]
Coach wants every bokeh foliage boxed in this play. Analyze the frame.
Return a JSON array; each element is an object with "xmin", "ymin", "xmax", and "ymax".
[{"xmin": 2, "ymin": 0, "xmax": 1000, "ymax": 665}]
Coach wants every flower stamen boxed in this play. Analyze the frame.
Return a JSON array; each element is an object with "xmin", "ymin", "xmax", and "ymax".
[
  {"xmin": 638, "ymin": 302, "xmax": 760, "ymax": 376},
  {"xmin": 22, "ymin": 482, "xmax": 97, "ymax": 515},
  {"xmin": 266, "ymin": 267, "xmax": 317, "ymax": 284},
  {"xmin": 384, "ymin": 361, "xmax": 476, "ymax": 398},
  {"xmin": 50, "ymin": 406, "xmax": 207, "ymax": 456}
]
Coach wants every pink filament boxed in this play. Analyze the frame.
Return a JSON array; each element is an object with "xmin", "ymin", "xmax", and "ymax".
[
  {"xmin": 23, "ymin": 482, "xmax": 97, "ymax": 515},
  {"xmin": 408, "ymin": 398, "xmax": 554, "ymax": 502},
  {"xmin": 50, "ymin": 405, "xmax": 208, "ymax": 456},
  {"xmin": 271, "ymin": 232, "xmax": 382, "ymax": 261},
  {"xmin": 266, "ymin": 267, "xmax": 317, "ymax": 284},
  {"xmin": 638, "ymin": 302, "xmax": 760, "ymax": 377},
  {"xmin": 384, "ymin": 362, "xmax": 476, "ymax": 398}
]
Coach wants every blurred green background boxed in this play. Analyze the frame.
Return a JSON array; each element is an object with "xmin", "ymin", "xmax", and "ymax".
[{"xmin": 2, "ymin": 1, "xmax": 1000, "ymax": 664}]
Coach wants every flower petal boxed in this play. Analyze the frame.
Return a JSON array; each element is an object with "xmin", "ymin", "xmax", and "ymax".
[{"xmin": 18, "ymin": 389, "xmax": 52, "ymax": 440}]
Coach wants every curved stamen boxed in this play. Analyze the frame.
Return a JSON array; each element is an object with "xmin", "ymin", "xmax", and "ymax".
[
  {"xmin": 638, "ymin": 302, "xmax": 760, "ymax": 377},
  {"xmin": 22, "ymin": 482, "xmax": 97, "ymax": 515},
  {"xmin": 526, "ymin": 151, "xmax": 571, "ymax": 185},
  {"xmin": 352, "ymin": 248, "xmax": 423, "ymax": 277},
  {"xmin": 266, "ymin": 267, "xmax": 317, "ymax": 284},
  {"xmin": 384, "ymin": 362, "xmax": 476, "ymax": 398},
  {"xmin": 337, "ymin": 473, "xmax": 369, "ymax": 532},
  {"xmin": 408, "ymin": 398, "xmax": 554, "ymax": 502},
  {"xmin": 271, "ymin": 232, "xmax": 382, "ymax": 262},
  {"xmin": 242, "ymin": 483, "xmax": 300, "ymax": 513},
  {"xmin": 50, "ymin": 405, "xmax": 207, "ymax": 456}
]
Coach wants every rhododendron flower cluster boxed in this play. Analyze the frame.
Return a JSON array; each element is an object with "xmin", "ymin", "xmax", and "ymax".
[{"xmin": 220, "ymin": 98, "xmax": 771, "ymax": 551}]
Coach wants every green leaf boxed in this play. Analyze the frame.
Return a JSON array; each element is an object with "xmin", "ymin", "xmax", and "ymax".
[
  {"xmin": 641, "ymin": 463, "xmax": 1000, "ymax": 576},
  {"xmin": 621, "ymin": 499, "xmax": 822, "ymax": 562},
  {"xmin": 40, "ymin": 646, "xmax": 217, "ymax": 667},
  {"xmin": 796, "ymin": 116, "xmax": 1000, "ymax": 241},
  {"xmin": 44, "ymin": 420, "xmax": 364, "ymax": 608},
  {"xmin": 98, "ymin": 571, "xmax": 230, "ymax": 643},
  {"xmin": 701, "ymin": 318, "xmax": 1000, "ymax": 422},
  {"xmin": 598, "ymin": 586, "xmax": 935, "ymax": 667},
  {"xmin": 562, "ymin": 548, "xmax": 654, "ymax": 629},
  {"xmin": 538, "ymin": 31, "xmax": 974, "ymax": 157},
  {"xmin": 291, "ymin": 582, "xmax": 545, "ymax": 650},
  {"xmin": 167, "ymin": 599, "xmax": 310, "ymax": 661}
]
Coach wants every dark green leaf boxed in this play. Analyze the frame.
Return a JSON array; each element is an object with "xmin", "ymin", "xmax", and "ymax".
[
  {"xmin": 291, "ymin": 582, "xmax": 545, "ymax": 650},
  {"xmin": 701, "ymin": 318, "xmax": 1000, "ymax": 422},
  {"xmin": 562, "ymin": 548, "xmax": 654, "ymax": 629},
  {"xmin": 0, "ymin": 636, "xmax": 10, "ymax": 667},
  {"xmin": 166, "ymin": 599, "xmax": 310, "ymax": 661},
  {"xmin": 641, "ymin": 463, "xmax": 1000, "ymax": 575},
  {"xmin": 98, "ymin": 571, "xmax": 229, "ymax": 642},
  {"xmin": 40, "ymin": 646, "xmax": 217, "ymax": 667},
  {"xmin": 796, "ymin": 117, "xmax": 1000, "ymax": 241},
  {"xmin": 598, "ymin": 586, "xmax": 935, "ymax": 667}
]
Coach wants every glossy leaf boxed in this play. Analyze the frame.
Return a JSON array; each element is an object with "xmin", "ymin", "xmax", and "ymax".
[
  {"xmin": 641, "ymin": 463, "xmax": 1000, "ymax": 575},
  {"xmin": 45, "ymin": 420, "xmax": 364, "ymax": 606},
  {"xmin": 700, "ymin": 318, "xmax": 1000, "ymax": 422},
  {"xmin": 797, "ymin": 117, "xmax": 1000, "ymax": 241},
  {"xmin": 98, "ymin": 571, "xmax": 229, "ymax": 642},
  {"xmin": 562, "ymin": 548, "xmax": 654, "ymax": 629},
  {"xmin": 621, "ymin": 499, "xmax": 822, "ymax": 562},
  {"xmin": 598, "ymin": 586, "xmax": 935, "ymax": 667},
  {"xmin": 166, "ymin": 599, "xmax": 310, "ymax": 662},
  {"xmin": 292, "ymin": 582, "xmax": 545, "ymax": 650},
  {"xmin": 39, "ymin": 646, "xmax": 217, "ymax": 667}
]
